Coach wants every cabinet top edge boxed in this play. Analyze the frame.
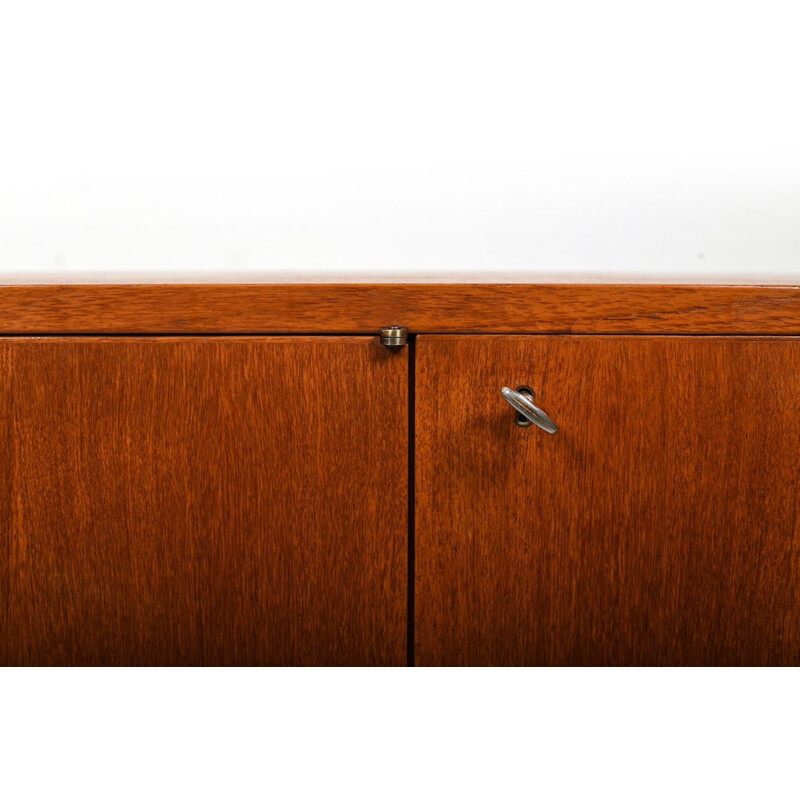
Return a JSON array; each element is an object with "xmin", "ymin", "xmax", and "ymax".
[{"xmin": 0, "ymin": 284, "xmax": 798, "ymax": 335}]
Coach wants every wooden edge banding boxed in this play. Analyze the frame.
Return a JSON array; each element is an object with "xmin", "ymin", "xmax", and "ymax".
[{"xmin": 0, "ymin": 284, "xmax": 798, "ymax": 334}]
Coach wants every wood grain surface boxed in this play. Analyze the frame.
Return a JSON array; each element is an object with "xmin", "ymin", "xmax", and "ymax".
[
  {"xmin": 415, "ymin": 335, "xmax": 800, "ymax": 666},
  {"xmin": 0, "ymin": 337, "xmax": 407, "ymax": 666},
  {"xmin": 1, "ymin": 284, "xmax": 799, "ymax": 334}
]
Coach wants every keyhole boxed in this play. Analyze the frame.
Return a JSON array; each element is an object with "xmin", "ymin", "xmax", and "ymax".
[{"xmin": 515, "ymin": 386, "xmax": 535, "ymax": 428}]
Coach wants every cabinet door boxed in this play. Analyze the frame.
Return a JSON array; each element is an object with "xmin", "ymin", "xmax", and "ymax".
[
  {"xmin": 0, "ymin": 337, "xmax": 407, "ymax": 666},
  {"xmin": 416, "ymin": 336, "xmax": 800, "ymax": 666}
]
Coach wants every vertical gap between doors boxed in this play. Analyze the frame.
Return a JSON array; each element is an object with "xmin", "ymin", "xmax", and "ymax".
[{"xmin": 407, "ymin": 334, "xmax": 416, "ymax": 667}]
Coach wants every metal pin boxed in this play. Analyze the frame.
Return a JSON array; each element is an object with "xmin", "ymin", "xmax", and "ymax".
[{"xmin": 380, "ymin": 326, "xmax": 408, "ymax": 348}]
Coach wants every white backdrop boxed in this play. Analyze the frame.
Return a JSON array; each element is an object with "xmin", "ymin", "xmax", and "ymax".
[{"xmin": 1, "ymin": 0, "xmax": 798, "ymax": 283}]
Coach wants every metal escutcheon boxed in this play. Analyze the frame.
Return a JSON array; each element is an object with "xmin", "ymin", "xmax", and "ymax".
[{"xmin": 501, "ymin": 386, "xmax": 558, "ymax": 434}]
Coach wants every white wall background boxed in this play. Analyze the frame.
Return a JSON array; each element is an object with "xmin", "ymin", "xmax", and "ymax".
[{"xmin": 0, "ymin": 0, "xmax": 798, "ymax": 283}]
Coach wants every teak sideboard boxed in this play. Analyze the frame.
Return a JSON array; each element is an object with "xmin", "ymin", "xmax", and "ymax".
[{"xmin": 1, "ymin": 284, "xmax": 799, "ymax": 666}]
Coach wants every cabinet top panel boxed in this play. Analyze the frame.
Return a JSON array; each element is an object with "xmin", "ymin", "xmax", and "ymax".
[
  {"xmin": 1, "ymin": 284, "xmax": 799, "ymax": 336},
  {"xmin": 2, "ymin": 179, "xmax": 799, "ymax": 286}
]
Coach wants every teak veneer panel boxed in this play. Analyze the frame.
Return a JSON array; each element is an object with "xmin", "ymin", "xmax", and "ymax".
[
  {"xmin": 0, "ymin": 284, "xmax": 799, "ymax": 334},
  {"xmin": 0, "ymin": 336, "xmax": 407, "ymax": 666},
  {"xmin": 416, "ymin": 335, "xmax": 800, "ymax": 666}
]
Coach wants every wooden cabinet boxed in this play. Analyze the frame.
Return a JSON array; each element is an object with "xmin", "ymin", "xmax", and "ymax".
[
  {"xmin": 0, "ymin": 337, "xmax": 407, "ymax": 666},
  {"xmin": 416, "ymin": 336, "xmax": 800, "ymax": 666},
  {"xmin": 1, "ymin": 286, "xmax": 800, "ymax": 666}
]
